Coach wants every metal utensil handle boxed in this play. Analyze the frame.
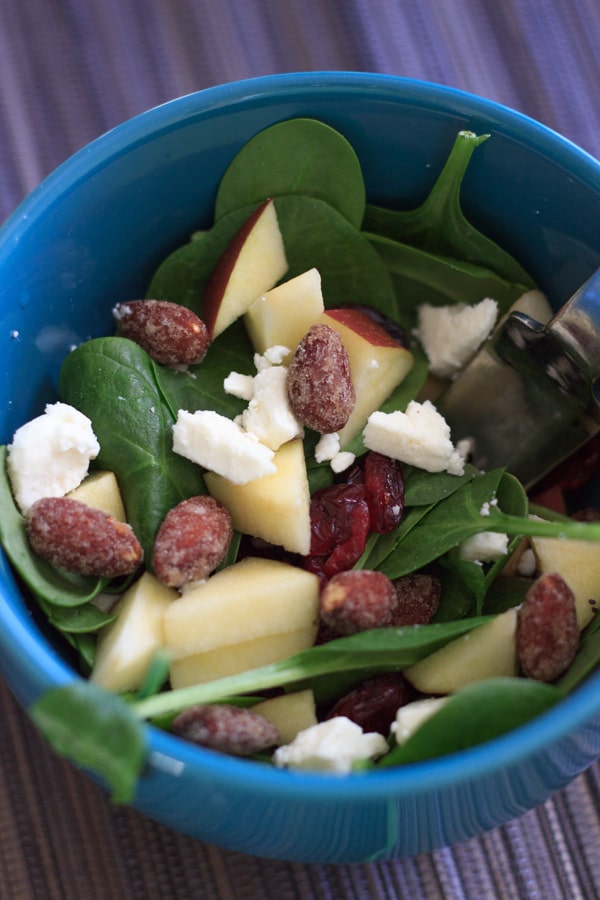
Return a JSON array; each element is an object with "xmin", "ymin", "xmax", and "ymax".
[{"xmin": 546, "ymin": 267, "xmax": 600, "ymax": 380}]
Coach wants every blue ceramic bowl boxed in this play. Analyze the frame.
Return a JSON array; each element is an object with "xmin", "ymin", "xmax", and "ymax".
[{"xmin": 1, "ymin": 72, "xmax": 600, "ymax": 864}]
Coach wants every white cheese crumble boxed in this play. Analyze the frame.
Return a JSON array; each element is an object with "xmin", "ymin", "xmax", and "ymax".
[
  {"xmin": 458, "ymin": 530, "xmax": 509, "ymax": 562},
  {"xmin": 314, "ymin": 432, "xmax": 341, "ymax": 463},
  {"xmin": 416, "ymin": 298, "xmax": 498, "ymax": 378},
  {"xmin": 391, "ymin": 697, "xmax": 448, "ymax": 744},
  {"xmin": 223, "ymin": 372, "xmax": 255, "ymax": 401},
  {"xmin": 172, "ymin": 409, "xmax": 276, "ymax": 484},
  {"xmin": 330, "ymin": 451, "xmax": 356, "ymax": 474},
  {"xmin": 363, "ymin": 399, "xmax": 465, "ymax": 476},
  {"xmin": 273, "ymin": 716, "xmax": 388, "ymax": 774},
  {"xmin": 240, "ymin": 364, "xmax": 303, "ymax": 451},
  {"xmin": 7, "ymin": 402, "xmax": 100, "ymax": 514}
]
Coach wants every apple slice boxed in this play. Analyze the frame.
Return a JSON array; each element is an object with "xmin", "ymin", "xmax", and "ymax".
[
  {"xmin": 251, "ymin": 690, "xmax": 318, "ymax": 744},
  {"xmin": 91, "ymin": 572, "xmax": 177, "ymax": 692},
  {"xmin": 170, "ymin": 628, "xmax": 316, "ymax": 688},
  {"xmin": 530, "ymin": 535, "xmax": 600, "ymax": 629},
  {"xmin": 204, "ymin": 437, "xmax": 311, "ymax": 554},
  {"xmin": 404, "ymin": 608, "xmax": 518, "ymax": 694},
  {"xmin": 163, "ymin": 556, "xmax": 320, "ymax": 659},
  {"xmin": 319, "ymin": 307, "xmax": 414, "ymax": 447},
  {"xmin": 244, "ymin": 267, "xmax": 324, "ymax": 357},
  {"xmin": 202, "ymin": 198, "xmax": 288, "ymax": 338},
  {"xmin": 67, "ymin": 469, "xmax": 126, "ymax": 521}
]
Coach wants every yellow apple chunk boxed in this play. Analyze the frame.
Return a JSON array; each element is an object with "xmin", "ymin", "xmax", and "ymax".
[
  {"xmin": 169, "ymin": 628, "xmax": 316, "ymax": 688},
  {"xmin": 67, "ymin": 470, "xmax": 126, "ymax": 521},
  {"xmin": 163, "ymin": 556, "xmax": 320, "ymax": 660},
  {"xmin": 91, "ymin": 572, "xmax": 177, "ymax": 692},
  {"xmin": 252, "ymin": 690, "xmax": 318, "ymax": 744},
  {"xmin": 530, "ymin": 536, "xmax": 600, "ymax": 629},
  {"xmin": 204, "ymin": 438, "xmax": 311, "ymax": 554},
  {"xmin": 244, "ymin": 267, "xmax": 324, "ymax": 357},
  {"xmin": 404, "ymin": 608, "xmax": 518, "ymax": 694},
  {"xmin": 320, "ymin": 308, "xmax": 414, "ymax": 447},
  {"xmin": 202, "ymin": 198, "xmax": 288, "ymax": 338}
]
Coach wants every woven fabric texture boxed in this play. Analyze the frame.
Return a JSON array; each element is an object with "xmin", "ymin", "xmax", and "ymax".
[{"xmin": 1, "ymin": 2, "xmax": 600, "ymax": 897}]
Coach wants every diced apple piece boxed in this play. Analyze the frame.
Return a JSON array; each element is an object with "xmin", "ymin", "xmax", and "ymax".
[
  {"xmin": 202, "ymin": 198, "xmax": 288, "ymax": 338},
  {"xmin": 252, "ymin": 690, "xmax": 318, "ymax": 744},
  {"xmin": 244, "ymin": 268, "xmax": 324, "ymax": 357},
  {"xmin": 404, "ymin": 608, "xmax": 518, "ymax": 694},
  {"xmin": 91, "ymin": 572, "xmax": 177, "ymax": 692},
  {"xmin": 319, "ymin": 308, "xmax": 414, "ymax": 447},
  {"xmin": 204, "ymin": 438, "xmax": 311, "ymax": 554},
  {"xmin": 67, "ymin": 470, "xmax": 126, "ymax": 521},
  {"xmin": 170, "ymin": 629, "xmax": 316, "ymax": 689},
  {"xmin": 163, "ymin": 556, "xmax": 320, "ymax": 660},
  {"xmin": 530, "ymin": 536, "xmax": 600, "ymax": 629}
]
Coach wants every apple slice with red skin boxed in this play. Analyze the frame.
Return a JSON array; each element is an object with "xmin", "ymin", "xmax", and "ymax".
[
  {"xmin": 320, "ymin": 307, "xmax": 414, "ymax": 447},
  {"xmin": 202, "ymin": 198, "xmax": 288, "ymax": 339}
]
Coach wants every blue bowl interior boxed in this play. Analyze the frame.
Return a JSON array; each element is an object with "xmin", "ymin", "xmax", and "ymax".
[{"xmin": 1, "ymin": 72, "xmax": 600, "ymax": 861}]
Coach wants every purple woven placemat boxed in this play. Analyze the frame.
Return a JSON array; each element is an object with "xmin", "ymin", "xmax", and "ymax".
[{"xmin": 1, "ymin": 2, "xmax": 600, "ymax": 897}]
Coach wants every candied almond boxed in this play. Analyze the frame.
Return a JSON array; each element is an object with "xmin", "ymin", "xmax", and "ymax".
[
  {"xmin": 516, "ymin": 571, "xmax": 579, "ymax": 682},
  {"xmin": 26, "ymin": 496, "xmax": 142, "ymax": 577},
  {"xmin": 327, "ymin": 672, "xmax": 415, "ymax": 736},
  {"xmin": 171, "ymin": 704, "xmax": 280, "ymax": 756},
  {"xmin": 152, "ymin": 496, "xmax": 233, "ymax": 587},
  {"xmin": 320, "ymin": 569, "xmax": 397, "ymax": 636},
  {"xmin": 287, "ymin": 324, "xmax": 355, "ymax": 433},
  {"xmin": 390, "ymin": 573, "xmax": 441, "ymax": 627},
  {"xmin": 113, "ymin": 299, "xmax": 210, "ymax": 366}
]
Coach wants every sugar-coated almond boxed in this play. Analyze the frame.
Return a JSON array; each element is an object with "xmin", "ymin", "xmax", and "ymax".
[
  {"xmin": 113, "ymin": 299, "xmax": 210, "ymax": 366},
  {"xmin": 287, "ymin": 324, "xmax": 355, "ymax": 433},
  {"xmin": 516, "ymin": 571, "xmax": 579, "ymax": 682},
  {"xmin": 320, "ymin": 569, "xmax": 397, "ymax": 635},
  {"xmin": 152, "ymin": 495, "xmax": 233, "ymax": 587},
  {"xmin": 26, "ymin": 496, "xmax": 143, "ymax": 577},
  {"xmin": 171, "ymin": 704, "xmax": 280, "ymax": 756}
]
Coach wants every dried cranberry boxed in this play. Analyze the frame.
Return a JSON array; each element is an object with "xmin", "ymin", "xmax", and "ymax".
[
  {"xmin": 327, "ymin": 673, "xmax": 415, "ymax": 736},
  {"xmin": 363, "ymin": 452, "xmax": 404, "ymax": 533},
  {"xmin": 308, "ymin": 482, "xmax": 370, "ymax": 574}
]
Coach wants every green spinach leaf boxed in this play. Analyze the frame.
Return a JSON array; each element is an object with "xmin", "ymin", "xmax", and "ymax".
[
  {"xmin": 215, "ymin": 117, "xmax": 366, "ymax": 228},
  {"xmin": 380, "ymin": 677, "xmax": 562, "ymax": 767},
  {"xmin": 363, "ymin": 131, "xmax": 535, "ymax": 287},
  {"xmin": 133, "ymin": 618, "xmax": 492, "ymax": 720},
  {"xmin": 60, "ymin": 338, "xmax": 206, "ymax": 560},
  {"xmin": 31, "ymin": 680, "xmax": 146, "ymax": 803}
]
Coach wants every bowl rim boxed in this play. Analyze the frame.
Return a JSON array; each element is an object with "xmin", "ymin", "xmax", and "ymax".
[{"xmin": 1, "ymin": 70, "xmax": 600, "ymax": 803}]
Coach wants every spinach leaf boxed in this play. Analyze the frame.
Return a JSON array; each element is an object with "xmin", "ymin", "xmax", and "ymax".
[
  {"xmin": 379, "ymin": 677, "xmax": 562, "ymax": 767},
  {"xmin": 30, "ymin": 680, "xmax": 146, "ymax": 803},
  {"xmin": 363, "ymin": 131, "xmax": 535, "ymax": 288},
  {"xmin": 215, "ymin": 117, "xmax": 366, "ymax": 228},
  {"xmin": 482, "ymin": 575, "xmax": 532, "ymax": 615},
  {"xmin": 134, "ymin": 617, "xmax": 492, "ymax": 720},
  {"xmin": 367, "ymin": 233, "xmax": 528, "ymax": 325},
  {"xmin": 432, "ymin": 567, "xmax": 477, "ymax": 622},
  {"xmin": 44, "ymin": 601, "xmax": 116, "ymax": 634},
  {"xmin": 60, "ymin": 338, "xmax": 206, "ymax": 560},
  {"xmin": 403, "ymin": 463, "xmax": 478, "ymax": 507},
  {"xmin": 376, "ymin": 469, "xmax": 507, "ymax": 578},
  {"xmin": 151, "ymin": 319, "xmax": 254, "ymax": 421},
  {"xmin": 0, "ymin": 446, "xmax": 106, "ymax": 607}
]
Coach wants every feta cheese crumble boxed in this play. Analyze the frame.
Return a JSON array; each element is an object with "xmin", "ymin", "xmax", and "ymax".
[
  {"xmin": 273, "ymin": 716, "xmax": 388, "ymax": 774},
  {"xmin": 7, "ymin": 402, "xmax": 100, "ymax": 514},
  {"xmin": 172, "ymin": 409, "xmax": 276, "ymax": 484},
  {"xmin": 416, "ymin": 297, "xmax": 498, "ymax": 378},
  {"xmin": 458, "ymin": 530, "xmax": 509, "ymax": 562},
  {"xmin": 240, "ymin": 364, "xmax": 303, "ymax": 451},
  {"xmin": 363, "ymin": 399, "xmax": 465, "ymax": 475}
]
